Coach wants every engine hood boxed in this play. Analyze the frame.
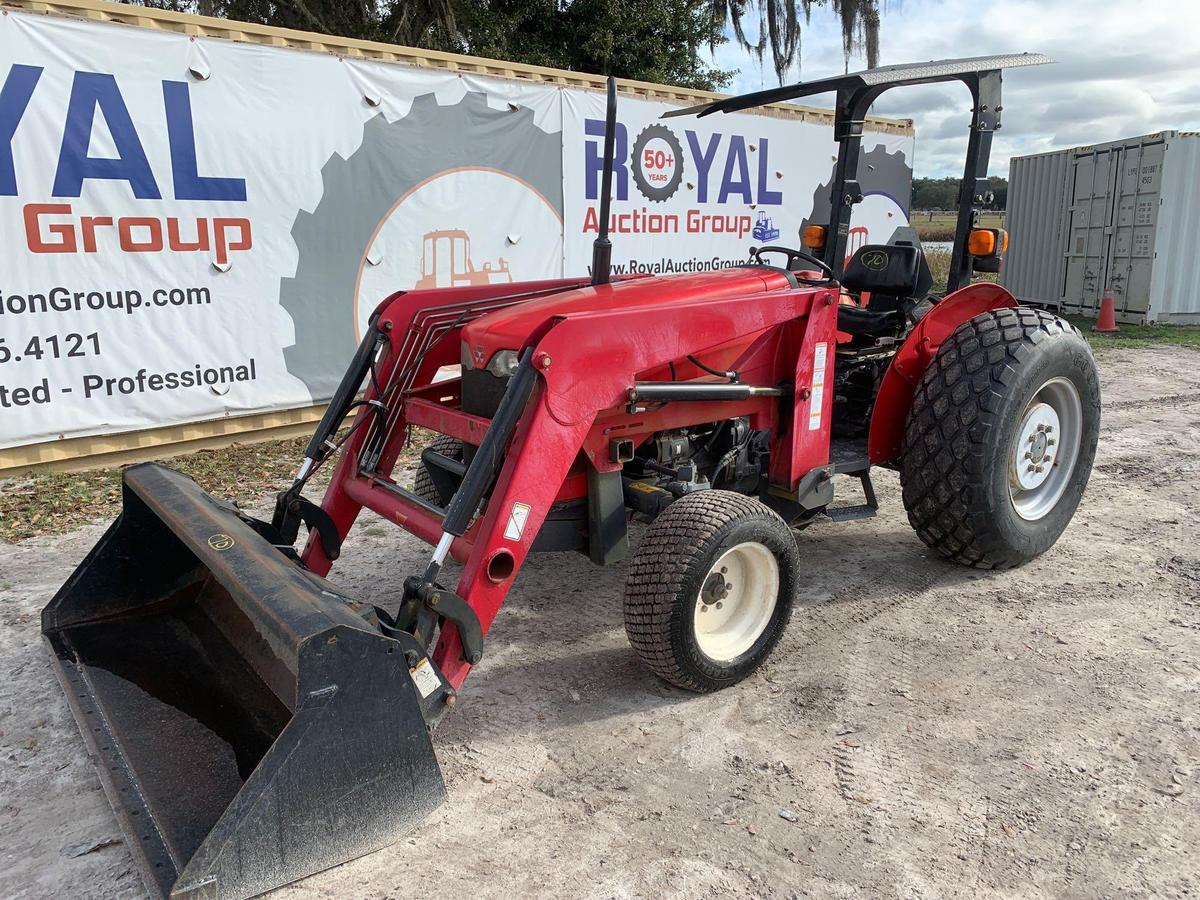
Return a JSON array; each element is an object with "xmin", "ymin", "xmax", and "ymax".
[{"xmin": 460, "ymin": 267, "xmax": 795, "ymax": 367}]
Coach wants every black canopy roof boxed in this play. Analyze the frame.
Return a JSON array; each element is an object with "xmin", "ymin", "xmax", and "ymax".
[{"xmin": 661, "ymin": 53, "xmax": 1052, "ymax": 119}]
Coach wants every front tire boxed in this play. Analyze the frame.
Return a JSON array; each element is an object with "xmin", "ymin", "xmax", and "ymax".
[
  {"xmin": 623, "ymin": 490, "xmax": 799, "ymax": 692},
  {"xmin": 412, "ymin": 434, "xmax": 463, "ymax": 505},
  {"xmin": 900, "ymin": 307, "xmax": 1100, "ymax": 569}
]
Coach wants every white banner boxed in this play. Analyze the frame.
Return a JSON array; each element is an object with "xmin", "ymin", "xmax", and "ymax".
[
  {"xmin": 562, "ymin": 91, "xmax": 914, "ymax": 277},
  {"xmin": 0, "ymin": 10, "xmax": 913, "ymax": 451}
]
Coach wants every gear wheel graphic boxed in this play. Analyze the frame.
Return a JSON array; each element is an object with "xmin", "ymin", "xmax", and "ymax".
[
  {"xmin": 278, "ymin": 92, "xmax": 562, "ymax": 400},
  {"xmin": 803, "ymin": 143, "xmax": 913, "ymax": 229},
  {"xmin": 630, "ymin": 124, "xmax": 685, "ymax": 203}
]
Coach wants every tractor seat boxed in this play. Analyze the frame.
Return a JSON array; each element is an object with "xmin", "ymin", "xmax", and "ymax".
[
  {"xmin": 841, "ymin": 243, "xmax": 923, "ymax": 298},
  {"xmin": 837, "ymin": 242, "xmax": 931, "ymax": 337}
]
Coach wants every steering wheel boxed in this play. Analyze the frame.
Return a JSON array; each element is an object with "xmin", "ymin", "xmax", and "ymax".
[{"xmin": 750, "ymin": 245, "xmax": 836, "ymax": 284}]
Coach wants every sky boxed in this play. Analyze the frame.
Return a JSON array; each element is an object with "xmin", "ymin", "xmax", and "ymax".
[{"xmin": 707, "ymin": 0, "xmax": 1200, "ymax": 178}]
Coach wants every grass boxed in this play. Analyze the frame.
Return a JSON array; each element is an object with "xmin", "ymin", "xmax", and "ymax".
[
  {"xmin": 913, "ymin": 211, "xmax": 1006, "ymax": 242},
  {"xmin": 922, "ymin": 249, "xmax": 1200, "ymax": 350},
  {"xmin": 1, "ymin": 427, "xmax": 430, "ymax": 544},
  {"xmin": 1064, "ymin": 316, "xmax": 1200, "ymax": 352},
  {"xmin": 0, "ymin": 437, "xmax": 311, "ymax": 543},
  {"xmin": 924, "ymin": 248, "xmax": 998, "ymax": 294}
]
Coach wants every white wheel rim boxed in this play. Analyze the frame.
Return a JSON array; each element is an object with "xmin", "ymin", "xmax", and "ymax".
[
  {"xmin": 1009, "ymin": 376, "xmax": 1083, "ymax": 521},
  {"xmin": 693, "ymin": 541, "xmax": 779, "ymax": 662}
]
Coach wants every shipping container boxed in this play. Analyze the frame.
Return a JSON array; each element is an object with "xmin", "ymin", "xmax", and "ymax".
[{"xmin": 1003, "ymin": 131, "xmax": 1200, "ymax": 324}]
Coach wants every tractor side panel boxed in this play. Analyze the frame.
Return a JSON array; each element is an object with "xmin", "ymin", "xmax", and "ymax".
[
  {"xmin": 535, "ymin": 289, "xmax": 823, "ymax": 429},
  {"xmin": 867, "ymin": 283, "xmax": 1019, "ymax": 465},
  {"xmin": 777, "ymin": 293, "xmax": 840, "ymax": 490}
]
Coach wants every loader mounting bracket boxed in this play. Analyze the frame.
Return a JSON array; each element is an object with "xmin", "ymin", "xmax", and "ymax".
[
  {"xmin": 271, "ymin": 490, "xmax": 343, "ymax": 561},
  {"xmin": 402, "ymin": 576, "xmax": 485, "ymax": 665},
  {"xmin": 762, "ymin": 465, "xmax": 835, "ymax": 525}
]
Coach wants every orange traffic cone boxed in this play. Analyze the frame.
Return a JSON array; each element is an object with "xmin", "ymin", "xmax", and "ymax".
[{"xmin": 1094, "ymin": 288, "xmax": 1120, "ymax": 333}]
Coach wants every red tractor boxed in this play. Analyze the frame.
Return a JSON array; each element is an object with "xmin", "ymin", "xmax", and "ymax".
[{"xmin": 43, "ymin": 54, "xmax": 1097, "ymax": 900}]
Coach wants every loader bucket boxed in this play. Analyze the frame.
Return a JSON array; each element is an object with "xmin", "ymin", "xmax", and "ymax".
[{"xmin": 42, "ymin": 463, "xmax": 446, "ymax": 900}]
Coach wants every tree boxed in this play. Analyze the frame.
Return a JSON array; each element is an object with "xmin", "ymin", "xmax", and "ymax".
[
  {"xmin": 911, "ymin": 177, "xmax": 958, "ymax": 210},
  {"xmin": 138, "ymin": 0, "xmax": 402, "ymax": 38},
  {"xmin": 456, "ymin": 0, "xmax": 732, "ymax": 90},
  {"xmin": 136, "ymin": 0, "xmax": 733, "ymax": 91},
  {"xmin": 912, "ymin": 176, "xmax": 1009, "ymax": 211},
  {"xmin": 987, "ymin": 175, "xmax": 1008, "ymax": 209},
  {"xmin": 707, "ymin": 0, "xmax": 881, "ymax": 84}
]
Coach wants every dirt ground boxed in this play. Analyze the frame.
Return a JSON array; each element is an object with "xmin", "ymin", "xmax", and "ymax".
[{"xmin": 2, "ymin": 344, "xmax": 1198, "ymax": 899}]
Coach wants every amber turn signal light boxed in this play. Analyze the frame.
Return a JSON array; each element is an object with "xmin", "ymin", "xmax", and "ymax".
[
  {"xmin": 801, "ymin": 225, "xmax": 827, "ymax": 249},
  {"xmin": 967, "ymin": 227, "xmax": 1008, "ymax": 257}
]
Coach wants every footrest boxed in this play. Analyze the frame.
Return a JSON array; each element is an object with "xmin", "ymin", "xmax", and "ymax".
[{"xmin": 825, "ymin": 504, "xmax": 878, "ymax": 523}]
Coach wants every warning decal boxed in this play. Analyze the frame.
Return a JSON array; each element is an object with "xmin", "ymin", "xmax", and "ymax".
[
  {"xmin": 504, "ymin": 502, "xmax": 532, "ymax": 541},
  {"xmin": 409, "ymin": 658, "xmax": 442, "ymax": 699},
  {"xmin": 808, "ymin": 342, "xmax": 829, "ymax": 431}
]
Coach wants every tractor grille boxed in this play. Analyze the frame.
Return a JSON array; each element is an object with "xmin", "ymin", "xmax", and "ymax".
[
  {"xmin": 461, "ymin": 368, "xmax": 510, "ymax": 421},
  {"xmin": 457, "ymin": 366, "xmax": 585, "ymax": 551},
  {"xmin": 459, "ymin": 368, "xmax": 509, "ymax": 467}
]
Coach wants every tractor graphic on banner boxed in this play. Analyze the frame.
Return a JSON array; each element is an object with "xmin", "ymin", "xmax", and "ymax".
[
  {"xmin": 416, "ymin": 229, "xmax": 513, "ymax": 289},
  {"xmin": 752, "ymin": 211, "xmax": 780, "ymax": 242}
]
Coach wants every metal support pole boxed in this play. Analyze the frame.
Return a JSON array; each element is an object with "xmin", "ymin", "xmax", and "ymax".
[{"xmin": 946, "ymin": 71, "xmax": 1002, "ymax": 293}]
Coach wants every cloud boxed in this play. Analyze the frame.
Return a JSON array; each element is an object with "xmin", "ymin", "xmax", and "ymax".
[{"xmin": 706, "ymin": 0, "xmax": 1200, "ymax": 177}]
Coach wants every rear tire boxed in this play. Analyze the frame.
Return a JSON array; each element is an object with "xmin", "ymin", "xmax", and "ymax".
[
  {"xmin": 623, "ymin": 490, "xmax": 799, "ymax": 692},
  {"xmin": 900, "ymin": 307, "xmax": 1100, "ymax": 569},
  {"xmin": 412, "ymin": 435, "xmax": 463, "ymax": 505}
]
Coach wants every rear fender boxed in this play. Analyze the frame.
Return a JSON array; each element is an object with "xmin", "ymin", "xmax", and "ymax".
[{"xmin": 867, "ymin": 283, "xmax": 1018, "ymax": 465}]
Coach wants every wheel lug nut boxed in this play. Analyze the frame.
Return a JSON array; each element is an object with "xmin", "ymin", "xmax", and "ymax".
[
  {"xmin": 700, "ymin": 605, "xmax": 708, "ymax": 613},
  {"xmin": 1047, "ymin": 438, "xmax": 1056, "ymax": 446},
  {"xmin": 716, "ymin": 602, "xmax": 724, "ymax": 610},
  {"xmin": 720, "ymin": 566, "xmax": 728, "ymax": 574}
]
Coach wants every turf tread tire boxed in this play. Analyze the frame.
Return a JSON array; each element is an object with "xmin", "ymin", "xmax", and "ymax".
[
  {"xmin": 623, "ymin": 490, "xmax": 798, "ymax": 692},
  {"xmin": 412, "ymin": 435, "xmax": 464, "ymax": 505},
  {"xmin": 899, "ymin": 306, "xmax": 1099, "ymax": 569}
]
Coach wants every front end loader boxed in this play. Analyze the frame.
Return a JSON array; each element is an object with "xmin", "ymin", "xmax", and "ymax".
[{"xmin": 44, "ymin": 54, "xmax": 1100, "ymax": 899}]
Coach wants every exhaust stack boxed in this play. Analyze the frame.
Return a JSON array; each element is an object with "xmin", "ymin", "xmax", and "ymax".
[{"xmin": 591, "ymin": 76, "xmax": 618, "ymax": 286}]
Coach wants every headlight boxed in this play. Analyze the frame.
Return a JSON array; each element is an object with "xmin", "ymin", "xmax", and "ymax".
[{"xmin": 485, "ymin": 349, "xmax": 520, "ymax": 377}]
